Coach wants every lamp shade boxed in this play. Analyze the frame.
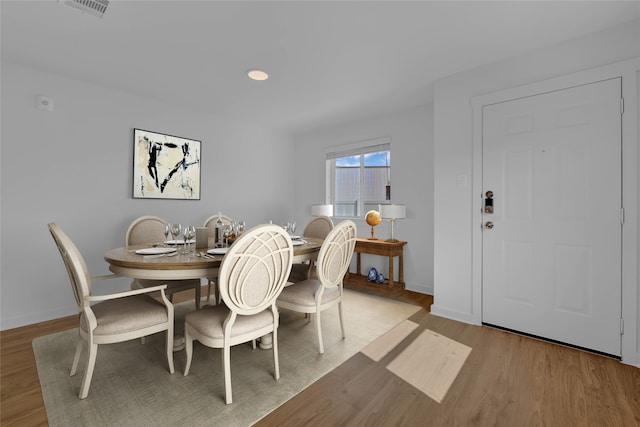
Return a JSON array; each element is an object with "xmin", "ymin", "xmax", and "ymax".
[
  {"xmin": 311, "ymin": 204, "xmax": 333, "ymax": 217},
  {"xmin": 379, "ymin": 204, "xmax": 406, "ymax": 220}
]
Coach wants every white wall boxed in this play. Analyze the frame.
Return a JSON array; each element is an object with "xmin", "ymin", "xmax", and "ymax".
[
  {"xmin": 293, "ymin": 105, "xmax": 433, "ymax": 294},
  {"xmin": 0, "ymin": 62, "xmax": 296, "ymax": 330},
  {"xmin": 432, "ymin": 20, "xmax": 640, "ymax": 366}
]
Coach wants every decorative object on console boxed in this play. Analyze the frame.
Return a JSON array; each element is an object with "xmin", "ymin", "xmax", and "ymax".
[
  {"xmin": 367, "ymin": 268, "xmax": 385, "ymax": 284},
  {"xmin": 379, "ymin": 204, "xmax": 406, "ymax": 242},
  {"xmin": 365, "ymin": 209, "xmax": 381, "ymax": 240},
  {"xmin": 133, "ymin": 128, "xmax": 201, "ymax": 200},
  {"xmin": 311, "ymin": 204, "xmax": 333, "ymax": 217}
]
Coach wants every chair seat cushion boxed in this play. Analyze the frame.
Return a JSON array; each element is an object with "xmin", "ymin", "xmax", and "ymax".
[
  {"xmin": 185, "ymin": 305, "xmax": 275, "ymax": 340},
  {"xmin": 80, "ymin": 294, "xmax": 168, "ymax": 336},
  {"xmin": 277, "ymin": 279, "xmax": 340, "ymax": 307}
]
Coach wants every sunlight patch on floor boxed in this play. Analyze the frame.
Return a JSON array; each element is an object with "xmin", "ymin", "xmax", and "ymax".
[{"xmin": 386, "ymin": 329, "xmax": 472, "ymax": 403}]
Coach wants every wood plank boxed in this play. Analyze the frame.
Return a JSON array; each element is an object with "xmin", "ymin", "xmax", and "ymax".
[
  {"xmin": 386, "ymin": 328, "xmax": 472, "ymax": 403},
  {"xmin": 257, "ymin": 304, "xmax": 640, "ymax": 427},
  {"xmin": 361, "ymin": 319, "xmax": 419, "ymax": 362},
  {"xmin": 6, "ymin": 289, "xmax": 640, "ymax": 427}
]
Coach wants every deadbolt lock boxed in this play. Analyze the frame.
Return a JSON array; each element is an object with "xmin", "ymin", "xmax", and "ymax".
[{"xmin": 484, "ymin": 190, "xmax": 494, "ymax": 214}]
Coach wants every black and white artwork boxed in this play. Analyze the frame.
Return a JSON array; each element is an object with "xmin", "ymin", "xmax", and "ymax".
[{"xmin": 133, "ymin": 129, "xmax": 201, "ymax": 199}]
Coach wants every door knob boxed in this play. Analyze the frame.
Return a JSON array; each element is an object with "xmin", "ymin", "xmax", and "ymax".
[{"xmin": 485, "ymin": 221, "xmax": 494, "ymax": 229}]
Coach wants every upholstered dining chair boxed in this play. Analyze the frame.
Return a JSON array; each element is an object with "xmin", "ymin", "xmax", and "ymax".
[
  {"xmin": 183, "ymin": 224, "xmax": 293, "ymax": 404},
  {"xmin": 277, "ymin": 220, "xmax": 356, "ymax": 354},
  {"xmin": 202, "ymin": 213, "xmax": 233, "ymax": 303},
  {"xmin": 287, "ymin": 215, "xmax": 335, "ymax": 283},
  {"xmin": 126, "ymin": 215, "xmax": 201, "ymax": 309},
  {"xmin": 48, "ymin": 223, "xmax": 175, "ymax": 399}
]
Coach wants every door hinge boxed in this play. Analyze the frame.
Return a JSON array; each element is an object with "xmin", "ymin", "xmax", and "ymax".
[
  {"xmin": 621, "ymin": 208, "xmax": 625, "ymax": 225},
  {"xmin": 620, "ymin": 98, "xmax": 624, "ymax": 115},
  {"xmin": 620, "ymin": 317, "xmax": 624, "ymax": 334}
]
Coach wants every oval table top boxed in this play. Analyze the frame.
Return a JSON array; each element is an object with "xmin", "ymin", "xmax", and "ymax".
[{"xmin": 104, "ymin": 237, "xmax": 322, "ymax": 280}]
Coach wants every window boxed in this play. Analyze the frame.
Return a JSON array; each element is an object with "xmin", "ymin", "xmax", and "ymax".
[{"xmin": 326, "ymin": 139, "xmax": 391, "ymax": 217}]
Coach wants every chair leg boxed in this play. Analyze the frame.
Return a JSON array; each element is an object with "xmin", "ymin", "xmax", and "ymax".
[
  {"xmin": 70, "ymin": 337, "xmax": 83, "ymax": 376},
  {"xmin": 79, "ymin": 342, "xmax": 97, "ymax": 399},
  {"xmin": 223, "ymin": 344, "xmax": 232, "ymax": 404},
  {"xmin": 206, "ymin": 280, "xmax": 212, "ymax": 302},
  {"xmin": 315, "ymin": 312, "xmax": 324, "ymax": 354},
  {"xmin": 338, "ymin": 300, "xmax": 345, "ymax": 339},
  {"xmin": 166, "ymin": 328, "xmax": 175, "ymax": 374},
  {"xmin": 195, "ymin": 284, "xmax": 201, "ymax": 310},
  {"xmin": 183, "ymin": 330, "xmax": 194, "ymax": 376},
  {"xmin": 273, "ymin": 328, "xmax": 280, "ymax": 380}
]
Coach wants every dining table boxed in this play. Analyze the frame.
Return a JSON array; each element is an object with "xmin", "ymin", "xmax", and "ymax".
[
  {"xmin": 104, "ymin": 237, "xmax": 322, "ymax": 280},
  {"xmin": 104, "ymin": 236, "xmax": 323, "ymax": 350}
]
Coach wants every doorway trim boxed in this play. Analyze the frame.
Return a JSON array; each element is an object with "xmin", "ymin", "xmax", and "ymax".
[{"xmin": 470, "ymin": 57, "xmax": 640, "ymax": 366}]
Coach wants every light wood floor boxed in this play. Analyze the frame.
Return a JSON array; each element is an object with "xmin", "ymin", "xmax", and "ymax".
[
  {"xmin": 258, "ymin": 299, "xmax": 640, "ymax": 427},
  {"xmin": 2, "ymin": 288, "xmax": 639, "ymax": 426}
]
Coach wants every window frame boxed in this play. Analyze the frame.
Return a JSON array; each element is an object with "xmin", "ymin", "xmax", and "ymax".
[{"xmin": 326, "ymin": 137, "xmax": 391, "ymax": 218}]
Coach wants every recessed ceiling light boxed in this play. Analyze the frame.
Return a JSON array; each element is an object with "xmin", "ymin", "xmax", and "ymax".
[{"xmin": 247, "ymin": 69, "xmax": 269, "ymax": 81}]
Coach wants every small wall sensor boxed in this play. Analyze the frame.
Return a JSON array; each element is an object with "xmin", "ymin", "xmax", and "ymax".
[{"xmin": 37, "ymin": 95, "xmax": 54, "ymax": 112}]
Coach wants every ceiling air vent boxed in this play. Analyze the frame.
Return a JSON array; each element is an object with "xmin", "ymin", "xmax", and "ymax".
[{"xmin": 64, "ymin": 0, "xmax": 109, "ymax": 19}]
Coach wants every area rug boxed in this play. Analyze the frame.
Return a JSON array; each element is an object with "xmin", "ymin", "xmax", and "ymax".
[{"xmin": 33, "ymin": 289, "xmax": 421, "ymax": 427}]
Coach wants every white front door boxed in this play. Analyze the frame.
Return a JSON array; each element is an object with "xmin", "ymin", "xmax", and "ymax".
[{"xmin": 482, "ymin": 78, "xmax": 622, "ymax": 356}]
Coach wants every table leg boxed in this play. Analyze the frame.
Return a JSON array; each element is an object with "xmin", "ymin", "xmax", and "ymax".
[
  {"xmin": 399, "ymin": 251, "xmax": 404, "ymax": 285},
  {"xmin": 259, "ymin": 333, "xmax": 273, "ymax": 350},
  {"xmin": 357, "ymin": 253, "xmax": 362, "ymax": 275},
  {"xmin": 173, "ymin": 336, "xmax": 185, "ymax": 352},
  {"xmin": 388, "ymin": 253, "xmax": 395, "ymax": 287}
]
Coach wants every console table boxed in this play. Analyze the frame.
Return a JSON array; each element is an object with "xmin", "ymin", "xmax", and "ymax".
[{"xmin": 344, "ymin": 238, "xmax": 407, "ymax": 296}]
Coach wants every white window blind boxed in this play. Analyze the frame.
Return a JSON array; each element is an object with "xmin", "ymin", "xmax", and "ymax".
[{"xmin": 326, "ymin": 138, "xmax": 391, "ymax": 218}]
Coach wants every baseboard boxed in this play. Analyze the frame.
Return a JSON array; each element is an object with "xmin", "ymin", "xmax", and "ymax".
[
  {"xmin": 430, "ymin": 304, "xmax": 478, "ymax": 325},
  {"xmin": 621, "ymin": 352, "xmax": 640, "ymax": 368},
  {"xmin": 1, "ymin": 305, "xmax": 76, "ymax": 331},
  {"xmin": 405, "ymin": 281, "xmax": 432, "ymax": 295}
]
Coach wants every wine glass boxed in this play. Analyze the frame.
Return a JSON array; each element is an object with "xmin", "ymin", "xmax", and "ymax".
[
  {"xmin": 289, "ymin": 221, "xmax": 297, "ymax": 235},
  {"xmin": 163, "ymin": 223, "xmax": 170, "ymax": 245},
  {"xmin": 223, "ymin": 226, "xmax": 232, "ymax": 247},
  {"xmin": 183, "ymin": 226, "xmax": 196, "ymax": 254},
  {"xmin": 170, "ymin": 223, "xmax": 182, "ymax": 246},
  {"xmin": 237, "ymin": 220, "xmax": 246, "ymax": 236}
]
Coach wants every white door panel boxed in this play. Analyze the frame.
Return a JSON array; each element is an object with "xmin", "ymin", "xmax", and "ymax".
[{"xmin": 482, "ymin": 78, "xmax": 622, "ymax": 356}]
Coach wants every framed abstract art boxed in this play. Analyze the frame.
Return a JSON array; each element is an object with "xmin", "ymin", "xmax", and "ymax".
[{"xmin": 133, "ymin": 128, "xmax": 201, "ymax": 200}]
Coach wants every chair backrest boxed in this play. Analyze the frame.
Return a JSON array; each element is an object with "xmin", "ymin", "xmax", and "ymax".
[
  {"xmin": 218, "ymin": 224, "xmax": 293, "ymax": 316},
  {"xmin": 203, "ymin": 213, "xmax": 234, "ymax": 237},
  {"xmin": 316, "ymin": 220, "xmax": 357, "ymax": 288},
  {"xmin": 303, "ymin": 216, "xmax": 334, "ymax": 239},
  {"xmin": 125, "ymin": 215, "xmax": 167, "ymax": 246},
  {"xmin": 48, "ymin": 223, "xmax": 91, "ymax": 311}
]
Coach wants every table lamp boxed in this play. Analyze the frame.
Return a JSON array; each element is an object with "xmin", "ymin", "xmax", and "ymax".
[
  {"xmin": 379, "ymin": 204, "xmax": 406, "ymax": 242},
  {"xmin": 311, "ymin": 204, "xmax": 333, "ymax": 217}
]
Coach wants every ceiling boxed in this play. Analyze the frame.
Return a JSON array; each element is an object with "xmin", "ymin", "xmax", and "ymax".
[{"xmin": 2, "ymin": 1, "xmax": 639, "ymax": 135}]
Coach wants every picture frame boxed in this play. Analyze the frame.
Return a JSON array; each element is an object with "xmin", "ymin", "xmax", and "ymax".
[{"xmin": 132, "ymin": 128, "xmax": 201, "ymax": 200}]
